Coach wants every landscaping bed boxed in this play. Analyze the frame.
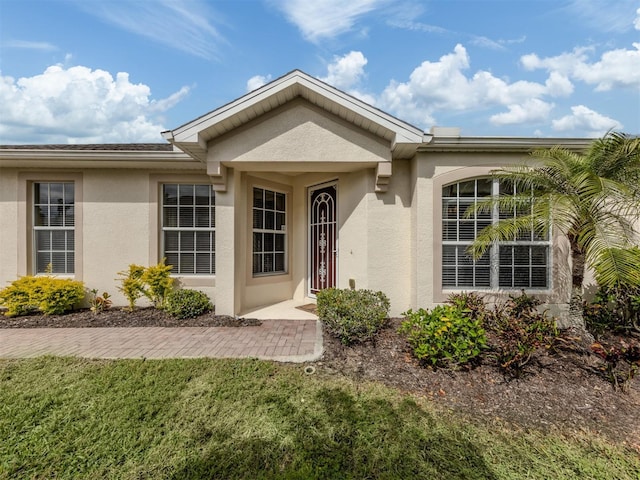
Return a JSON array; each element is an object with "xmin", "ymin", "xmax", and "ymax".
[{"xmin": 1, "ymin": 308, "xmax": 638, "ymax": 453}]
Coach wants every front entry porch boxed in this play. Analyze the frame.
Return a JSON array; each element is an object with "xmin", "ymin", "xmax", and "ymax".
[{"xmin": 239, "ymin": 299, "xmax": 318, "ymax": 320}]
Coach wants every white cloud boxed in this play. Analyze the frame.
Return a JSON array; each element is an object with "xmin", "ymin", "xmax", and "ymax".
[
  {"xmin": 246, "ymin": 75, "xmax": 272, "ymax": 92},
  {"xmin": 317, "ymin": 52, "xmax": 376, "ymax": 105},
  {"xmin": 490, "ymin": 99, "xmax": 554, "ymax": 126},
  {"xmin": 552, "ymin": 105, "xmax": 623, "ymax": 137},
  {"xmin": 521, "ymin": 44, "xmax": 640, "ymax": 91},
  {"xmin": 0, "ymin": 65, "xmax": 189, "ymax": 144},
  {"xmin": 635, "ymin": 8, "xmax": 640, "ymax": 30},
  {"xmin": 73, "ymin": 0, "xmax": 224, "ymax": 59},
  {"xmin": 273, "ymin": 0, "xmax": 388, "ymax": 42},
  {"xmin": 319, "ymin": 51, "xmax": 368, "ymax": 90},
  {"xmin": 564, "ymin": 0, "xmax": 639, "ymax": 32},
  {"xmin": 4, "ymin": 40, "xmax": 58, "ymax": 51},
  {"xmin": 378, "ymin": 44, "xmax": 562, "ymax": 128}
]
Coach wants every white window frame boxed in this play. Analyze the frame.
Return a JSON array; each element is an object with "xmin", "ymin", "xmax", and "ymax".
[
  {"xmin": 33, "ymin": 182, "xmax": 75, "ymax": 275},
  {"xmin": 252, "ymin": 186, "xmax": 287, "ymax": 276},
  {"xmin": 161, "ymin": 183, "xmax": 215, "ymax": 275},
  {"xmin": 442, "ymin": 178, "xmax": 550, "ymax": 290}
]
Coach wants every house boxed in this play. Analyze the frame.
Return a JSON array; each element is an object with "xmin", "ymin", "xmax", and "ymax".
[{"xmin": 0, "ymin": 70, "xmax": 592, "ymax": 320}]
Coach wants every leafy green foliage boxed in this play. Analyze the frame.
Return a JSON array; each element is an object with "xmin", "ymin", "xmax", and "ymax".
[
  {"xmin": 585, "ymin": 246, "xmax": 640, "ymax": 336},
  {"xmin": 89, "ymin": 289, "xmax": 112, "ymax": 314},
  {"xmin": 316, "ymin": 288, "xmax": 390, "ymax": 345},
  {"xmin": 0, "ymin": 276, "xmax": 85, "ymax": 316},
  {"xmin": 141, "ymin": 260, "xmax": 174, "ymax": 308},
  {"xmin": 484, "ymin": 292, "xmax": 558, "ymax": 378},
  {"xmin": 164, "ymin": 289, "xmax": 212, "ymax": 319},
  {"xmin": 117, "ymin": 260, "xmax": 174, "ymax": 311},
  {"xmin": 117, "ymin": 264, "xmax": 146, "ymax": 311},
  {"xmin": 399, "ymin": 301, "xmax": 488, "ymax": 368},
  {"xmin": 468, "ymin": 132, "xmax": 640, "ymax": 329}
]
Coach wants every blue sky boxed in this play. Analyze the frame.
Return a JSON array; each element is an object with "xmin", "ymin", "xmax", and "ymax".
[{"xmin": 1, "ymin": 0, "xmax": 639, "ymax": 144}]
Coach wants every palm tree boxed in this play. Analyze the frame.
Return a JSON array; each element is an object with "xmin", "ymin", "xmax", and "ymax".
[{"xmin": 469, "ymin": 132, "xmax": 640, "ymax": 330}]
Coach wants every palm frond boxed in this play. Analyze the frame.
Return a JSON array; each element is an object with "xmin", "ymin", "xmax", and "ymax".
[{"xmin": 591, "ymin": 247, "xmax": 640, "ymax": 288}]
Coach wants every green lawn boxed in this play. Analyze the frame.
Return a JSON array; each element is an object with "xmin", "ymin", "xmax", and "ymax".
[{"xmin": 1, "ymin": 357, "xmax": 637, "ymax": 479}]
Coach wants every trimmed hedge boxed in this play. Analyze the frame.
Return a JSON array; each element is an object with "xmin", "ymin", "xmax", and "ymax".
[
  {"xmin": 0, "ymin": 276, "xmax": 85, "ymax": 316},
  {"xmin": 164, "ymin": 289, "xmax": 213, "ymax": 319},
  {"xmin": 316, "ymin": 288, "xmax": 390, "ymax": 345}
]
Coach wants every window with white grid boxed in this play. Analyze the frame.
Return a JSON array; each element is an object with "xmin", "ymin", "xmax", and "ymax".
[
  {"xmin": 252, "ymin": 187, "xmax": 286, "ymax": 275},
  {"xmin": 33, "ymin": 182, "xmax": 75, "ymax": 274},
  {"xmin": 442, "ymin": 178, "xmax": 549, "ymax": 289},
  {"xmin": 162, "ymin": 184, "xmax": 215, "ymax": 275}
]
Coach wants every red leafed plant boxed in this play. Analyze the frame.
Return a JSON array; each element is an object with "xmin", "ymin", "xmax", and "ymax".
[{"xmin": 591, "ymin": 340, "xmax": 640, "ymax": 391}]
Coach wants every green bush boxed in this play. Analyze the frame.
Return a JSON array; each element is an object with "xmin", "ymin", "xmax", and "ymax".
[
  {"xmin": 399, "ymin": 304, "xmax": 487, "ymax": 368},
  {"xmin": 0, "ymin": 276, "xmax": 85, "ymax": 316},
  {"xmin": 141, "ymin": 260, "xmax": 174, "ymax": 308},
  {"xmin": 117, "ymin": 264, "xmax": 146, "ymax": 311},
  {"xmin": 164, "ymin": 289, "xmax": 212, "ymax": 319},
  {"xmin": 117, "ymin": 260, "xmax": 174, "ymax": 311},
  {"xmin": 316, "ymin": 288, "xmax": 390, "ymax": 345},
  {"xmin": 584, "ymin": 285, "xmax": 640, "ymax": 337}
]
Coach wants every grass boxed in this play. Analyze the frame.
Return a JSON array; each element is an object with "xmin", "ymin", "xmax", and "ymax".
[{"xmin": 1, "ymin": 357, "xmax": 638, "ymax": 479}]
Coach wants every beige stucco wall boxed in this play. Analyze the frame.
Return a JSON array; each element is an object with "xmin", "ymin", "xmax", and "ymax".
[
  {"xmin": 0, "ymin": 167, "xmax": 219, "ymax": 309},
  {"xmin": 209, "ymin": 100, "xmax": 391, "ymax": 171},
  {"xmin": 0, "ymin": 169, "xmax": 19, "ymax": 286},
  {"xmin": 366, "ymin": 160, "xmax": 413, "ymax": 316}
]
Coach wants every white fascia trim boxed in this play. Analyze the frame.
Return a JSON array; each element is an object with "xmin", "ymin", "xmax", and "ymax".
[
  {"xmin": 418, "ymin": 136, "xmax": 593, "ymax": 152},
  {"xmin": 0, "ymin": 150, "xmax": 200, "ymax": 169},
  {"xmin": 168, "ymin": 70, "xmax": 424, "ymax": 146}
]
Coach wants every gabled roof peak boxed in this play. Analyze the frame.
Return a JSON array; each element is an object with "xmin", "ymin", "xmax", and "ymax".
[{"xmin": 162, "ymin": 69, "xmax": 425, "ymax": 162}]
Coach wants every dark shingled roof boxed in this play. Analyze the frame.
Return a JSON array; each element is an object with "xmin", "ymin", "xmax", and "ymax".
[{"xmin": 0, "ymin": 143, "xmax": 174, "ymax": 151}]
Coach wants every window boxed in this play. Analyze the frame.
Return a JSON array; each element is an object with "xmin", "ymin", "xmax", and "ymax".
[
  {"xmin": 33, "ymin": 182, "xmax": 75, "ymax": 274},
  {"xmin": 162, "ymin": 184, "xmax": 215, "ymax": 275},
  {"xmin": 252, "ymin": 187, "xmax": 286, "ymax": 275},
  {"xmin": 442, "ymin": 178, "xmax": 549, "ymax": 289}
]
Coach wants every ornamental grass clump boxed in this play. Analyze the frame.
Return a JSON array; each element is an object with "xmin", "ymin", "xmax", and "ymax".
[
  {"xmin": 164, "ymin": 289, "xmax": 213, "ymax": 319},
  {"xmin": 316, "ymin": 288, "xmax": 390, "ymax": 345},
  {"xmin": 0, "ymin": 275, "xmax": 85, "ymax": 316}
]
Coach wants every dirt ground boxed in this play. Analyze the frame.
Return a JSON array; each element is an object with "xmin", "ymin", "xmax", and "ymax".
[{"xmin": 1, "ymin": 309, "xmax": 638, "ymax": 452}]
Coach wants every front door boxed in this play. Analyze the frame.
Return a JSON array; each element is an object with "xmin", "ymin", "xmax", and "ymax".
[{"xmin": 308, "ymin": 182, "xmax": 337, "ymax": 296}]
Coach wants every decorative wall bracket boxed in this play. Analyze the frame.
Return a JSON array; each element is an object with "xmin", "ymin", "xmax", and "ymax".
[
  {"xmin": 375, "ymin": 162, "xmax": 392, "ymax": 192},
  {"xmin": 207, "ymin": 160, "xmax": 228, "ymax": 192}
]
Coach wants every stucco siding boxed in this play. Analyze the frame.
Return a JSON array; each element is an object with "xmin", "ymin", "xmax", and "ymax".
[
  {"xmin": 82, "ymin": 170, "xmax": 151, "ymax": 305},
  {"xmin": 210, "ymin": 101, "xmax": 391, "ymax": 169},
  {"xmin": 367, "ymin": 160, "xmax": 413, "ymax": 316},
  {"xmin": 0, "ymin": 169, "xmax": 19, "ymax": 285}
]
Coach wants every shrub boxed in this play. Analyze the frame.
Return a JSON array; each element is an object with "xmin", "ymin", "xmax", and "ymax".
[
  {"xmin": 591, "ymin": 339, "xmax": 640, "ymax": 391},
  {"xmin": 316, "ymin": 288, "xmax": 390, "ymax": 345},
  {"xmin": 399, "ymin": 304, "xmax": 487, "ymax": 368},
  {"xmin": 89, "ymin": 289, "xmax": 112, "ymax": 314},
  {"xmin": 446, "ymin": 292, "xmax": 487, "ymax": 321},
  {"xmin": 117, "ymin": 260, "xmax": 174, "ymax": 311},
  {"xmin": 117, "ymin": 264, "xmax": 146, "ymax": 311},
  {"xmin": 584, "ymin": 284, "xmax": 640, "ymax": 337},
  {"xmin": 164, "ymin": 289, "xmax": 212, "ymax": 319},
  {"xmin": 585, "ymin": 246, "xmax": 640, "ymax": 336},
  {"xmin": 0, "ymin": 276, "xmax": 85, "ymax": 316},
  {"xmin": 484, "ymin": 291, "xmax": 557, "ymax": 378},
  {"xmin": 141, "ymin": 260, "xmax": 173, "ymax": 308}
]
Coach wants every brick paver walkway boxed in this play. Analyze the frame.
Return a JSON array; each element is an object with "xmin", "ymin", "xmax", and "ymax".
[{"xmin": 0, "ymin": 320, "xmax": 323, "ymax": 363}]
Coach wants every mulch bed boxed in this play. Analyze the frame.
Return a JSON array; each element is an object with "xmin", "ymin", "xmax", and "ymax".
[
  {"xmin": 315, "ymin": 319, "xmax": 640, "ymax": 452},
  {"xmin": 0, "ymin": 307, "xmax": 261, "ymax": 328},
  {"xmin": 1, "ymin": 309, "xmax": 638, "ymax": 451}
]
